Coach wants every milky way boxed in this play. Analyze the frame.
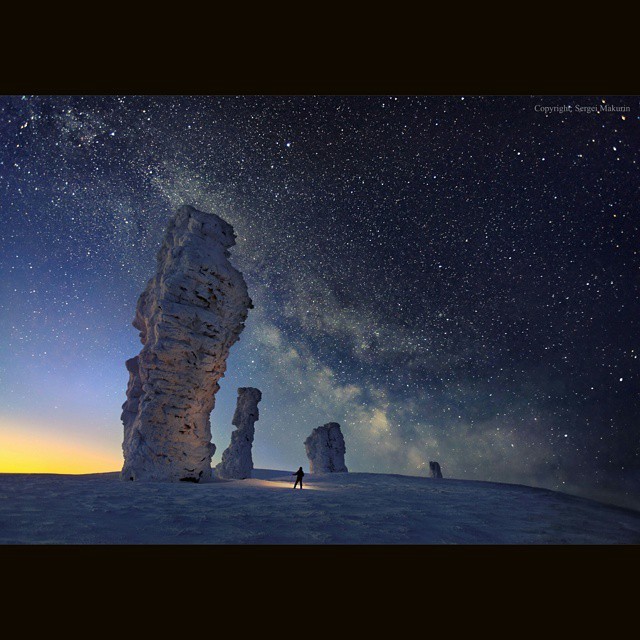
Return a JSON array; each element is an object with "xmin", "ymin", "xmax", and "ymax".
[{"xmin": 0, "ymin": 95, "xmax": 638, "ymax": 508}]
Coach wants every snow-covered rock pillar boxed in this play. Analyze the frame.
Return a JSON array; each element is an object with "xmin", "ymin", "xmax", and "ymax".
[
  {"xmin": 121, "ymin": 205, "xmax": 252, "ymax": 482},
  {"xmin": 214, "ymin": 387, "xmax": 262, "ymax": 479},
  {"xmin": 304, "ymin": 422, "xmax": 348, "ymax": 473},
  {"xmin": 429, "ymin": 461, "xmax": 443, "ymax": 478}
]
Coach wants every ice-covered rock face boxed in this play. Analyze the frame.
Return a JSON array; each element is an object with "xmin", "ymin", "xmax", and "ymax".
[
  {"xmin": 214, "ymin": 387, "xmax": 262, "ymax": 480},
  {"xmin": 121, "ymin": 205, "xmax": 252, "ymax": 482},
  {"xmin": 304, "ymin": 422, "xmax": 348, "ymax": 473}
]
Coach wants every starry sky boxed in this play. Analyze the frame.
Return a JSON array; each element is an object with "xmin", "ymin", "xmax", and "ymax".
[{"xmin": 0, "ymin": 95, "xmax": 638, "ymax": 509}]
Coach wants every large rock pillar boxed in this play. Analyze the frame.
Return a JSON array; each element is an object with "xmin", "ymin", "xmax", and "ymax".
[{"xmin": 121, "ymin": 205, "xmax": 252, "ymax": 482}]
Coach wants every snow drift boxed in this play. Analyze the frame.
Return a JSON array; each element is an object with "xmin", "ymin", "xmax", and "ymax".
[{"xmin": 1, "ymin": 470, "xmax": 639, "ymax": 544}]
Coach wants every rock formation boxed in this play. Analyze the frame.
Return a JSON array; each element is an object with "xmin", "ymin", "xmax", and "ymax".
[
  {"xmin": 214, "ymin": 387, "xmax": 262, "ymax": 479},
  {"xmin": 429, "ymin": 461, "xmax": 443, "ymax": 478},
  {"xmin": 121, "ymin": 205, "xmax": 252, "ymax": 482},
  {"xmin": 304, "ymin": 422, "xmax": 348, "ymax": 473}
]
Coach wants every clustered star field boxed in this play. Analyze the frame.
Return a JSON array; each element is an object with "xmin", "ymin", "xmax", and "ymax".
[{"xmin": 0, "ymin": 95, "xmax": 637, "ymax": 508}]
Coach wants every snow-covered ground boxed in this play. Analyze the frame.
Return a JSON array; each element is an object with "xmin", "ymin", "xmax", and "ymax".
[{"xmin": 1, "ymin": 469, "xmax": 638, "ymax": 544}]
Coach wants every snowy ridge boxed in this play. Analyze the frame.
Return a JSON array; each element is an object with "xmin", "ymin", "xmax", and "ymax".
[{"xmin": 1, "ymin": 469, "xmax": 639, "ymax": 544}]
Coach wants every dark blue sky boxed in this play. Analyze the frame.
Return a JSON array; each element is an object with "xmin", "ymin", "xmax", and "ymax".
[{"xmin": 0, "ymin": 95, "xmax": 638, "ymax": 508}]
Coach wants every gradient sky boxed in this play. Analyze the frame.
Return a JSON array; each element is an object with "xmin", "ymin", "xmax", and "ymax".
[{"xmin": 0, "ymin": 95, "xmax": 638, "ymax": 509}]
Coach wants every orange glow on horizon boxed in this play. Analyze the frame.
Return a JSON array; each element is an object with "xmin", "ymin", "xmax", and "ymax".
[{"xmin": 0, "ymin": 418, "xmax": 122, "ymax": 474}]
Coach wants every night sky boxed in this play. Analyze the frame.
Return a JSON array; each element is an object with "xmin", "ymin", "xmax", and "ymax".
[{"xmin": 0, "ymin": 95, "xmax": 638, "ymax": 509}]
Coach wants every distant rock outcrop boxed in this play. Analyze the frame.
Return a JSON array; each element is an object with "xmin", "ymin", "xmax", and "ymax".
[
  {"xmin": 121, "ymin": 205, "xmax": 252, "ymax": 482},
  {"xmin": 304, "ymin": 422, "xmax": 348, "ymax": 473},
  {"xmin": 429, "ymin": 461, "xmax": 443, "ymax": 478},
  {"xmin": 214, "ymin": 387, "xmax": 262, "ymax": 479}
]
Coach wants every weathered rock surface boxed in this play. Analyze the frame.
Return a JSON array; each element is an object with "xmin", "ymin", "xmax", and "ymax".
[
  {"xmin": 121, "ymin": 205, "xmax": 252, "ymax": 482},
  {"xmin": 214, "ymin": 387, "xmax": 262, "ymax": 479},
  {"xmin": 304, "ymin": 422, "xmax": 348, "ymax": 473},
  {"xmin": 429, "ymin": 461, "xmax": 443, "ymax": 478}
]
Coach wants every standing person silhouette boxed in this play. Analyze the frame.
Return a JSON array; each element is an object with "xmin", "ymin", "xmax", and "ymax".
[{"xmin": 292, "ymin": 466, "xmax": 304, "ymax": 489}]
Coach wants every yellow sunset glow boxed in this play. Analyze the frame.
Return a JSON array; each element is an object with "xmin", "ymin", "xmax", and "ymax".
[{"xmin": 0, "ymin": 418, "xmax": 121, "ymax": 474}]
